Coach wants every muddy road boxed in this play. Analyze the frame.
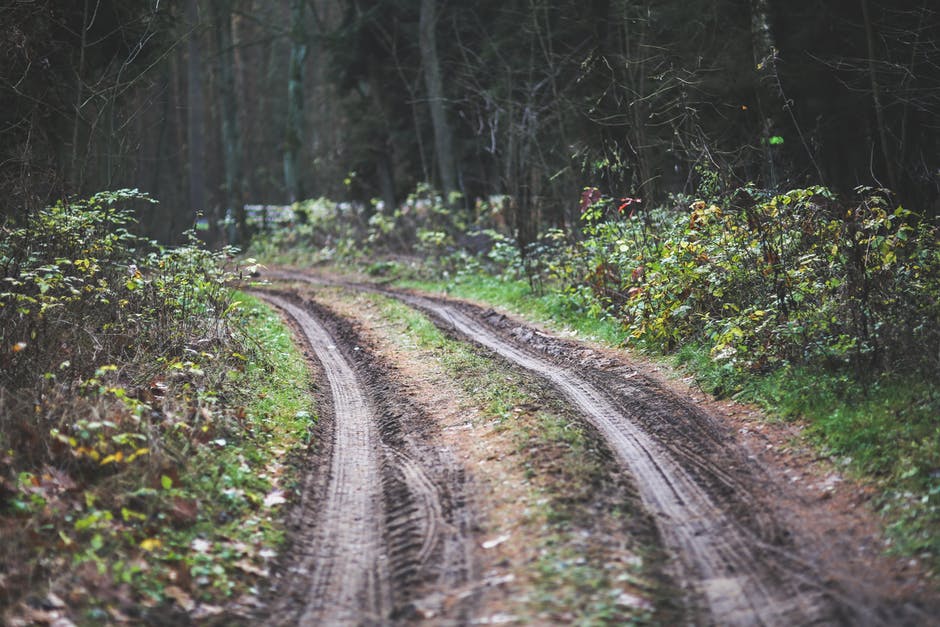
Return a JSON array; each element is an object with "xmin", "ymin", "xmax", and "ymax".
[
  {"xmin": 257, "ymin": 293, "xmax": 477, "ymax": 625},
  {"xmin": 257, "ymin": 270, "xmax": 939, "ymax": 626}
]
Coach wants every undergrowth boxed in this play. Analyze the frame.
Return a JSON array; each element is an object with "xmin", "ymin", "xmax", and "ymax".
[{"xmin": 0, "ymin": 193, "xmax": 315, "ymax": 623}]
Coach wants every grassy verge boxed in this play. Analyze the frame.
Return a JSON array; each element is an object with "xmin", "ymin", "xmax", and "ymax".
[
  {"xmin": 154, "ymin": 291, "xmax": 316, "ymax": 608},
  {"xmin": 397, "ymin": 271, "xmax": 940, "ymax": 576},
  {"xmin": 402, "ymin": 273, "xmax": 630, "ymax": 346},
  {"xmin": 361, "ymin": 292, "xmax": 661, "ymax": 624},
  {"xmin": 0, "ymin": 292, "xmax": 316, "ymax": 624}
]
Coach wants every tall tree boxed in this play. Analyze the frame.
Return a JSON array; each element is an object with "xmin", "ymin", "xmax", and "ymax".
[
  {"xmin": 419, "ymin": 0, "xmax": 458, "ymax": 199},
  {"xmin": 284, "ymin": 0, "xmax": 308, "ymax": 203},
  {"xmin": 186, "ymin": 0, "xmax": 207, "ymax": 221},
  {"xmin": 210, "ymin": 0, "xmax": 246, "ymax": 241}
]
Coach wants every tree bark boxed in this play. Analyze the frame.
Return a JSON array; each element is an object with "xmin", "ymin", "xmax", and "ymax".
[
  {"xmin": 419, "ymin": 0, "xmax": 458, "ymax": 199},
  {"xmin": 749, "ymin": 0, "xmax": 778, "ymax": 188},
  {"xmin": 284, "ymin": 0, "xmax": 308, "ymax": 204},
  {"xmin": 861, "ymin": 0, "xmax": 899, "ymax": 191},
  {"xmin": 210, "ymin": 0, "xmax": 245, "ymax": 242},
  {"xmin": 186, "ymin": 0, "xmax": 207, "ymax": 224}
]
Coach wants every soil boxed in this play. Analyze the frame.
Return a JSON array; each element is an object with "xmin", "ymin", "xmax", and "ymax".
[
  {"xmin": 255, "ymin": 292, "xmax": 477, "ymax": 625},
  {"xmin": 257, "ymin": 268, "xmax": 940, "ymax": 626}
]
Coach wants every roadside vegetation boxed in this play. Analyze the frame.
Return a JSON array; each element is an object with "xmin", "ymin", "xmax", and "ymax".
[
  {"xmin": 0, "ymin": 192, "xmax": 315, "ymax": 624},
  {"xmin": 250, "ymin": 182, "xmax": 940, "ymax": 575}
]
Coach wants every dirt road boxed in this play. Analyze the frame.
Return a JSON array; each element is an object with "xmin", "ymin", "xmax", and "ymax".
[
  {"xmin": 257, "ymin": 270, "xmax": 938, "ymax": 625},
  {"xmin": 257, "ymin": 293, "xmax": 476, "ymax": 625}
]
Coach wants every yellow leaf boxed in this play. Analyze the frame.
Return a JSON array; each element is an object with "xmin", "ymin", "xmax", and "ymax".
[
  {"xmin": 140, "ymin": 538, "xmax": 162, "ymax": 552},
  {"xmin": 126, "ymin": 448, "xmax": 150, "ymax": 463},
  {"xmin": 100, "ymin": 450, "xmax": 124, "ymax": 465},
  {"xmin": 76, "ymin": 446, "xmax": 100, "ymax": 461}
]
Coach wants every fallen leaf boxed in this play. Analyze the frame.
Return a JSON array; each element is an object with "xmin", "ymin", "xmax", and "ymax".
[
  {"xmin": 481, "ymin": 534, "xmax": 510, "ymax": 550},
  {"xmin": 139, "ymin": 538, "xmax": 162, "ymax": 552},
  {"xmin": 263, "ymin": 490, "xmax": 287, "ymax": 508},
  {"xmin": 192, "ymin": 604, "xmax": 224, "ymax": 620},
  {"xmin": 170, "ymin": 497, "xmax": 199, "ymax": 526},
  {"xmin": 163, "ymin": 585, "xmax": 195, "ymax": 612},
  {"xmin": 233, "ymin": 560, "xmax": 269, "ymax": 578},
  {"xmin": 191, "ymin": 538, "xmax": 212, "ymax": 553},
  {"xmin": 44, "ymin": 593, "xmax": 66, "ymax": 609},
  {"xmin": 614, "ymin": 590, "xmax": 653, "ymax": 611},
  {"xmin": 42, "ymin": 466, "xmax": 78, "ymax": 492}
]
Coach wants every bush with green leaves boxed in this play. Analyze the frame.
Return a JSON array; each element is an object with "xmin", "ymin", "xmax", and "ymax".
[
  {"xmin": 0, "ymin": 192, "xmax": 287, "ymax": 619},
  {"xmin": 1, "ymin": 190, "xmax": 242, "ymax": 388},
  {"xmin": 574, "ymin": 186, "xmax": 940, "ymax": 378}
]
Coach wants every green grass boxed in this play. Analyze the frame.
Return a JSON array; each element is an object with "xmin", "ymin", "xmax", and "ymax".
[
  {"xmin": 401, "ymin": 273, "xmax": 629, "ymax": 345},
  {"xmin": 671, "ymin": 343, "xmax": 940, "ymax": 574}
]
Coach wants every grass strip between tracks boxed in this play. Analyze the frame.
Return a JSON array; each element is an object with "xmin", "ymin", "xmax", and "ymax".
[{"xmin": 351, "ymin": 290, "xmax": 667, "ymax": 624}]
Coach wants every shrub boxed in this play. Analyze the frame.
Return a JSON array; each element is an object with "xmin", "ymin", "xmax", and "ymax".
[
  {"xmin": 574, "ymin": 186, "xmax": 940, "ymax": 378},
  {"xmin": 0, "ymin": 192, "xmax": 263, "ymax": 617}
]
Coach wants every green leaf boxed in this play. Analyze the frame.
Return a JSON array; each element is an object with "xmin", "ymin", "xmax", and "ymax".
[{"xmin": 161, "ymin": 475, "xmax": 173, "ymax": 490}]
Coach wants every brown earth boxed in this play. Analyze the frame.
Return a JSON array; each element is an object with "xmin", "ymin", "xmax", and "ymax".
[
  {"xmin": 256, "ymin": 292, "xmax": 477, "ymax": 625},
  {"xmin": 256, "ymin": 268, "xmax": 939, "ymax": 626}
]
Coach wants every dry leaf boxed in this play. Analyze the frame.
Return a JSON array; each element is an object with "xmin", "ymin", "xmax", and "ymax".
[
  {"xmin": 481, "ymin": 534, "xmax": 510, "ymax": 549},
  {"xmin": 191, "ymin": 538, "xmax": 211, "ymax": 553},
  {"xmin": 163, "ymin": 585, "xmax": 195, "ymax": 612},
  {"xmin": 233, "ymin": 560, "xmax": 269, "ymax": 578},
  {"xmin": 263, "ymin": 490, "xmax": 287, "ymax": 507}
]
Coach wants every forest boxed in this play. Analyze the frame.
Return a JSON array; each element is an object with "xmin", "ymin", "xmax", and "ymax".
[
  {"xmin": 3, "ymin": 0, "xmax": 939, "ymax": 234},
  {"xmin": 1, "ymin": 0, "xmax": 940, "ymax": 624}
]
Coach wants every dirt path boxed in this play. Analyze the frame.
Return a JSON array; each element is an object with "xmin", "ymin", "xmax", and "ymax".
[
  {"xmin": 259, "ymin": 270, "xmax": 939, "ymax": 626},
  {"xmin": 389, "ymin": 291, "xmax": 840, "ymax": 625},
  {"xmin": 257, "ymin": 293, "xmax": 477, "ymax": 625}
]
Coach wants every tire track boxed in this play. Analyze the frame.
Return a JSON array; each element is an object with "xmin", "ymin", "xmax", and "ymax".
[
  {"xmin": 259, "ymin": 293, "xmax": 391, "ymax": 625},
  {"xmin": 257, "ymin": 291, "xmax": 478, "ymax": 625},
  {"xmin": 261, "ymin": 270, "xmax": 935, "ymax": 625},
  {"xmin": 383, "ymin": 291, "xmax": 855, "ymax": 626}
]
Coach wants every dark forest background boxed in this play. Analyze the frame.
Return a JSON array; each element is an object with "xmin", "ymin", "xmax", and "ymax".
[{"xmin": 2, "ymin": 0, "xmax": 939, "ymax": 241}]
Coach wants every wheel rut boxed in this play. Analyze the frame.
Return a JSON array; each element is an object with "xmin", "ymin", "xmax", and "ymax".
[
  {"xmin": 257, "ymin": 291, "xmax": 477, "ymax": 625},
  {"xmin": 261, "ymin": 270, "xmax": 938, "ymax": 626},
  {"xmin": 389, "ymin": 290, "xmax": 833, "ymax": 626},
  {"xmin": 383, "ymin": 290, "xmax": 936, "ymax": 627}
]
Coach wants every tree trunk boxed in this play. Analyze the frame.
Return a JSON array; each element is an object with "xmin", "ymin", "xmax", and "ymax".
[
  {"xmin": 186, "ymin": 0, "xmax": 207, "ymax": 226},
  {"xmin": 210, "ymin": 0, "xmax": 245, "ymax": 242},
  {"xmin": 284, "ymin": 0, "xmax": 308, "ymax": 204},
  {"xmin": 419, "ymin": 0, "xmax": 458, "ymax": 199},
  {"xmin": 749, "ymin": 0, "xmax": 778, "ymax": 188},
  {"xmin": 69, "ymin": 0, "xmax": 90, "ymax": 191},
  {"xmin": 861, "ymin": 0, "xmax": 899, "ymax": 191}
]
